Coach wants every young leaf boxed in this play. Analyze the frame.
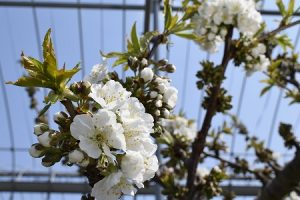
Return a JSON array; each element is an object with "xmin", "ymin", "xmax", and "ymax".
[
  {"xmin": 38, "ymin": 103, "xmax": 51, "ymax": 117},
  {"xmin": 276, "ymin": 0, "xmax": 286, "ymax": 16},
  {"xmin": 130, "ymin": 23, "xmax": 141, "ymax": 52},
  {"xmin": 260, "ymin": 85, "xmax": 272, "ymax": 96},
  {"xmin": 287, "ymin": 0, "xmax": 295, "ymax": 17},
  {"xmin": 164, "ymin": 0, "xmax": 172, "ymax": 31},
  {"xmin": 43, "ymin": 29, "xmax": 57, "ymax": 75},
  {"xmin": 7, "ymin": 76, "xmax": 54, "ymax": 88}
]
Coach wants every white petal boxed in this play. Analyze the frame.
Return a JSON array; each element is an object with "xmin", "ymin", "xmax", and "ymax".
[
  {"xmin": 70, "ymin": 114, "xmax": 93, "ymax": 140},
  {"xmin": 105, "ymin": 123, "xmax": 126, "ymax": 151},
  {"xmin": 143, "ymin": 155, "xmax": 159, "ymax": 181},
  {"xmin": 91, "ymin": 171, "xmax": 122, "ymax": 200},
  {"xmin": 102, "ymin": 143, "xmax": 116, "ymax": 163},
  {"xmin": 94, "ymin": 109, "xmax": 116, "ymax": 127},
  {"xmin": 121, "ymin": 151, "xmax": 145, "ymax": 181},
  {"xmin": 78, "ymin": 135, "xmax": 101, "ymax": 159}
]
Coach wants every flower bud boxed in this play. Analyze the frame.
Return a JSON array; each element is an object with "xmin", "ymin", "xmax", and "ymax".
[
  {"xmin": 70, "ymin": 81, "xmax": 91, "ymax": 98},
  {"xmin": 165, "ymin": 64, "xmax": 176, "ymax": 73},
  {"xmin": 41, "ymin": 161, "xmax": 54, "ymax": 167},
  {"xmin": 150, "ymin": 91, "xmax": 158, "ymax": 98},
  {"xmin": 140, "ymin": 67, "xmax": 154, "ymax": 82},
  {"xmin": 54, "ymin": 111, "xmax": 68, "ymax": 124},
  {"xmin": 34, "ymin": 123, "xmax": 49, "ymax": 136},
  {"xmin": 162, "ymin": 108, "xmax": 170, "ymax": 118},
  {"xmin": 155, "ymin": 100, "xmax": 162, "ymax": 108},
  {"xmin": 38, "ymin": 131, "xmax": 51, "ymax": 147},
  {"xmin": 157, "ymin": 84, "xmax": 168, "ymax": 94},
  {"xmin": 158, "ymin": 59, "xmax": 168, "ymax": 66},
  {"xmin": 141, "ymin": 58, "xmax": 148, "ymax": 67},
  {"xmin": 155, "ymin": 110, "xmax": 161, "ymax": 116},
  {"xmin": 79, "ymin": 158, "xmax": 89, "ymax": 167},
  {"xmin": 68, "ymin": 149, "xmax": 84, "ymax": 163},
  {"xmin": 128, "ymin": 56, "xmax": 139, "ymax": 71},
  {"xmin": 157, "ymin": 94, "xmax": 163, "ymax": 100},
  {"xmin": 29, "ymin": 144, "xmax": 45, "ymax": 158}
]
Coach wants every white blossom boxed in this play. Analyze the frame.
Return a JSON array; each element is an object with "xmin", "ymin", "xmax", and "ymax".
[
  {"xmin": 85, "ymin": 63, "xmax": 108, "ymax": 84},
  {"xmin": 193, "ymin": 0, "xmax": 263, "ymax": 52},
  {"xmin": 197, "ymin": 167, "xmax": 209, "ymax": 178},
  {"xmin": 161, "ymin": 115, "xmax": 197, "ymax": 141},
  {"xmin": 91, "ymin": 171, "xmax": 137, "ymax": 200},
  {"xmin": 70, "ymin": 110, "xmax": 126, "ymax": 161},
  {"xmin": 90, "ymin": 80, "xmax": 131, "ymax": 111},
  {"xmin": 121, "ymin": 150, "xmax": 145, "ymax": 183},
  {"xmin": 140, "ymin": 67, "xmax": 154, "ymax": 82},
  {"xmin": 143, "ymin": 155, "xmax": 159, "ymax": 181},
  {"xmin": 163, "ymin": 87, "xmax": 178, "ymax": 109},
  {"xmin": 286, "ymin": 191, "xmax": 300, "ymax": 200}
]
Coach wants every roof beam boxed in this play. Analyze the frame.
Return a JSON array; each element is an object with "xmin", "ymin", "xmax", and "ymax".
[
  {"xmin": 0, "ymin": 181, "xmax": 260, "ymax": 196},
  {"xmin": 0, "ymin": 1, "xmax": 299, "ymax": 17}
]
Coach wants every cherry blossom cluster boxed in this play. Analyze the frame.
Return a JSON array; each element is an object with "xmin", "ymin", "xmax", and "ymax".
[
  {"xmin": 135, "ymin": 58, "xmax": 178, "ymax": 120},
  {"xmin": 73, "ymin": 65, "xmax": 158, "ymax": 199},
  {"xmin": 243, "ymin": 42, "xmax": 270, "ymax": 72},
  {"xmin": 193, "ymin": 0, "xmax": 263, "ymax": 53},
  {"xmin": 30, "ymin": 63, "xmax": 160, "ymax": 200},
  {"xmin": 161, "ymin": 115, "xmax": 197, "ymax": 141}
]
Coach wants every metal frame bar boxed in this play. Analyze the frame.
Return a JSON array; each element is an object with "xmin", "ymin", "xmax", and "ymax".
[
  {"xmin": 0, "ymin": 1, "xmax": 299, "ymax": 17},
  {"xmin": 0, "ymin": 181, "xmax": 261, "ymax": 196}
]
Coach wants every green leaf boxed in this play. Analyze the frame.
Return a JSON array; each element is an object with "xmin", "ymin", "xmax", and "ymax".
[
  {"xmin": 39, "ymin": 103, "xmax": 51, "ymax": 117},
  {"xmin": 164, "ymin": 0, "xmax": 172, "ymax": 30},
  {"xmin": 7, "ymin": 76, "xmax": 54, "ymax": 88},
  {"xmin": 112, "ymin": 56, "xmax": 128, "ymax": 67},
  {"xmin": 174, "ymin": 32, "xmax": 196, "ymax": 40},
  {"xmin": 287, "ymin": 0, "xmax": 295, "ymax": 17},
  {"xmin": 276, "ymin": 0, "xmax": 286, "ymax": 16},
  {"xmin": 260, "ymin": 85, "xmax": 272, "ymax": 96},
  {"xmin": 21, "ymin": 54, "xmax": 43, "ymax": 72},
  {"xmin": 169, "ymin": 14, "xmax": 179, "ymax": 30},
  {"xmin": 100, "ymin": 51, "xmax": 124, "ymax": 58},
  {"xmin": 276, "ymin": 34, "xmax": 294, "ymax": 51},
  {"xmin": 130, "ymin": 23, "xmax": 141, "ymax": 52},
  {"xmin": 42, "ymin": 29, "xmax": 57, "ymax": 74},
  {"xmin": 56, "ymin": 65, "xmax": 81, "ymax": 85}
]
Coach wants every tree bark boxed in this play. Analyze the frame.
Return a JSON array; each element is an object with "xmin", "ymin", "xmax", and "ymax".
[
  {"xmin": 257, "ymin": 151, "xmax": 300, "ymax": 200},
  {"xmin": 185, "ymin": 27, "xmax": 233, "ymax": 199}
]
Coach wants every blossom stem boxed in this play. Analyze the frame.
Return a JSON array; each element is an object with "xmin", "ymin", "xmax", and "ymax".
[
  {"xmin": 60, "ymin": 99, "xmax": 77, "ymax": 119},
  {"xmin": 186, "ymin": 27, "xmax": 234, "ymax": 199}
]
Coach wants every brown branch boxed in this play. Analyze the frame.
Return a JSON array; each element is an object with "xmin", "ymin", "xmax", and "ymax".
[
  {"xmin": 259, "ymin": 19, "xmax": 300, "ymax": 41},
  {"xmin": 185, "ymin": 27, "xmax": 234, "ymax": 199},
  {"xmin": 60, "ymin": 99, "xmax": 77, "ymax": 119},
  {"xmin": 257, "ymin": 151, "xmax": 300, "ymax": 200},
  {"xmin": 204, "ymin": 152, "xmax": 268, "ymax": 184}
]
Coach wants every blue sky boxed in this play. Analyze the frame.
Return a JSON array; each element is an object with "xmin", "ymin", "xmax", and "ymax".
[{"xmin": 1, "ymin": 0, "xmax": 300, "ymax": 199}]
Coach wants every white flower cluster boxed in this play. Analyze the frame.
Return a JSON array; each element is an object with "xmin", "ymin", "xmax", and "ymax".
[
  {"xmin": 70, "ymin": 79, "xmax": 158, "ymax": 200},
  {"xmin": 244, "ymin": 42, "xmax": 270, "ymax": 72},
  {"xmin": 161, "ymin": 115, "xmax": 197, "ymax": 141},
  {"xmin": 193, "ymin": 0, "xmax": 263, "ymax": 53},
  {"xmin": 149, "ymin": 77, "xmax": 178, "ymax": 118},
  {"xmin": 286, "ymin": 191, "xmax": 300, "ymax": 200}
]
